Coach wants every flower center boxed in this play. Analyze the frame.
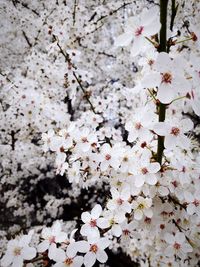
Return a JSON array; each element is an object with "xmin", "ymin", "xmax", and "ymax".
[
  {"xmin": 105, "ymin": 154, "xmax": 111, "ymax": 161},
  {"xmin": 161, "ymin": 72, "xmax": 172, "ymax": 84},
  {"xmin": 173, "ymin": 242, "xmax": 181, "ymax": 250},
  {"xmin": 81, "ymin": 137, "xmax": 88, "ymax": 143},
  {"xmin": 193, "ymin": 199, "xmax": 200, "ymax": 207},
  {"xmin": 170, "ymin": 127, "xmax": 180, "ymax": 136},
  {"xmin": 138, "ymin": 203, "xmax": 145, "ymax": 210},
  {"xmin": 90, "ymin": 244, "xmax": 98, "ymax": 253},
  {"xmin": 49, "ymin": 236, "xmax": 56, "ymax": 243},
  {"xmin": 135, "ymin": 26, "xmax": 144, "ymax": 36},
  {"xmin": 141, "ymin": 167, "xmax": 148, "ymax": 175},
  {"xmin": 13, "ymin": 247, "xmax": 21, "ymax": 256},
  {"xmin": 117, "ymin": 198, "xmax": 124, "ymax": 205},
  {"xmin": 65, "ymin": 258, "xmax": 73, "ymax": 265},
  {"xmin": 90, "ymin": 219, "xmax": 97, "ymax": 227},
  {"xmin": 123, "ymin": 229, "xmax": 130, "ymax": 236},
  {"xmin": 135, "ymin": 122, "xmax": 142, "ymax": 130}
]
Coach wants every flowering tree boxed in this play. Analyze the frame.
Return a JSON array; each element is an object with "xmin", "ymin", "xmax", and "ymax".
[{"xmin": 1, "ymin": 0, "xmax": 200, "ymax": 266}]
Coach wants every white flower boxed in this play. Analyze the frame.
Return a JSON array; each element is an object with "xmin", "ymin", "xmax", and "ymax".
[
  {"xmin": 164, "ymin": 232, "xmax": 193, "ymax": 257},
  {"xmin": 83, "ymin": 237, "xmax": 110, "ymax": 267},
  {"xmin": 37, "ymin": 221, "xmax": 68, "ymax": 255},
  {"xmin": 1, "ymin": 230, "xmax": 36, "ymax": 267},
  {"xmin": 107, "ymin": 186, "xmax": 131, "ymax": 214},
  {"xmin": 115, "ymin": 6, "xmax": 160, "ymax": 56},
  {"xmin": 132, "ymin": 196, "xmax": 153, "ymax": 220},
  {"xmin": 99, "ymin": 143, "xmax": 123, "ymax": 171},
  {"xmin": 97, "ymin": 210, "xmax": 126, "ymax": 237},
  {"xmin": 125, "ymin": 107, "xmax": 155, "ymax": 143},
  {"xmin": 154, "ymin": 119, "xmax": 193, "ymax": 149},
  {"xmin": 80, "ymin": 204, "xmax": 102, "ymax": 239},
  {"xmin": 52, "ymin": 243, "xmax": 83, "ymax": 267},
  {"xmin": 142, "ymin": 53, "xmax": 191, "ymax": 103},
  {"xmin": 42, "ymin": 129, "xmax": 55, "ymax": 152}
]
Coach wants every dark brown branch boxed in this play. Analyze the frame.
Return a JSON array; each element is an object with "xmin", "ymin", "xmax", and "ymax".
[{"xmin": 22, "ymin": 31, "xmax": 32, "ymax": 47}]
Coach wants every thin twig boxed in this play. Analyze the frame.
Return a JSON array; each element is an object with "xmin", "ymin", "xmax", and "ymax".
[{"xmin": 73, "ymin": 71, "xmax": 96, "ymax": 114}]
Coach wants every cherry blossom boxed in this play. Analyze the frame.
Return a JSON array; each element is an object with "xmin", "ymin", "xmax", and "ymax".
[{"xmin": 1, "ymin": 231, "xmax": 36, "ymax": 267}]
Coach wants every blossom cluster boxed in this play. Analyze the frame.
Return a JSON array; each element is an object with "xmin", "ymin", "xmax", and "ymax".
[{"xmin": 1, "ymin": 1, "xmax": 200, "ymax": 267}]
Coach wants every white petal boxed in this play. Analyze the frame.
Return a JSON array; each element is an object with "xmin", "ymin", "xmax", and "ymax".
[
  {"xmin": 142, "ymin": 72, "xmax": 161, "ymax": 88},
  {"xmin": 175, "ymin": 232, "xmax": 185, "ymax": 244},
  {"xmin": 111, "ymin": 224, "xmax": 122, "ymax": 237},
  {"xmin": 134, "ymin": 210, "xmax": 143, "ymax": 220},
  {"xmin": 84, "ymin": 252, "xmax": 96, "ymax": 267},
  {"xmin": 96, "ymin": 250, "xmax": 108, "ymax": 263},
  {"xmin": 135, "ymin": 175, "xmax": 145, "ymax": 187},
  {"xmin": 91, "ymin": 204, "xmax": 102, "ymax": 219},
  {"xmin": 73, "ymin": 256, "xmax": 84, "ymax": 267},
  {"xmin": 74, "ymin": 241, "xmax": 90, "ymax": 254},
  {"xmin": 81, "ymin": 212, "xmax": 91, "ymax": 223},
  {"xmin": 21, "ymin": 246, "xmax": 36, "ymax": 260},
  {"xmin": 11, "ymin": 256, "xmax": 23, "ymax": 267},
  {"xmin": 37, "ymin": 240, "xmax": 49, "ymax": 253},
  {"xmin": 1, "ymin": 252, "xmax": 14, "ymax": 266},
  {"xmin": 157, "ymin": 84, "xmax": 175, "ymax": 104},
  {"xmin": 114, "ymin": 32, "xmax": 133, "ymax": 47}
]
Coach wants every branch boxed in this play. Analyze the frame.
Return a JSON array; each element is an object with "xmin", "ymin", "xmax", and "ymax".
[
  {"xmin": 73, "ymin": 71, "xmax": 96, "ymax": 114},
  {"xmin": 156, "ymin": 0, "xmax": 169, "ymax": 165},
  {"xmin": 170, "ymin": 0, "xmax": 179, "ymax": 31}
]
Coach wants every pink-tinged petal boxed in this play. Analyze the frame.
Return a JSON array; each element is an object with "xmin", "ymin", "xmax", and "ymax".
[
  {"xmin": 37, "ymin": 240, "xmax": 49, "ymax": 253},
  {"xmin": 114, "ymin": 32, "xmax": 133, "ymax": 47},
  {"xmin": 11, "ymin": 256, "xmax": 23, "ymax": 267},
  {"xmin": 81, "ymin": 212, "xmax": 91, "ymax": 223},
  {"xmin": 1, "ymin": 252, "xmax": 14, "ymax": 266},
  {"xmin": 84, "ymin": 252, "xmax": 96, "ymax": 267},
  {"xmin": 111, "ymin": 224, "xmax": 122, "ymax": 237},
  {"xmin": 157, "ymin": 84, "xmax": 175, "ymax": 104},
  {"xmin": 145, "ymin": 174, "xmax": 157, "ymax": 185},
  {"xmin": 164, "ymin": 233, "xmax": 175, "ymax": 244},
  {"xmin": 96, "ymin": 250, "xmax": 108, "ymax": 263},
  {"xmin": 73, "ymin": 256, "xmax": 84, "ymax": 267},
  {"xmin": 135, "ymin": 175, "xmax": 145, "ymax": 187},
  {"xmin": 91, "ymin": 204, "xmax": 102, "ymax": 219},
  {"xmin": 134, "ymin": 210, "xmax": 143, "ymax": 220},
  {"xmin": 142, "ymin": 72, "xmax": 161, "ymax": 88},
  {"xmin": 21, "ymin": 246, "xmax": 36, "ymax": 260},
  {"xmin": 175, "ymin": 232, "xmax": 185, "ymax": 244}
]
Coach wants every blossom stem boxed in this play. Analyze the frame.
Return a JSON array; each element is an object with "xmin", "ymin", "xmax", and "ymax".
[{"xmin": 157, "ymin": 0, "xmax": 169, "ymax": 165}]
